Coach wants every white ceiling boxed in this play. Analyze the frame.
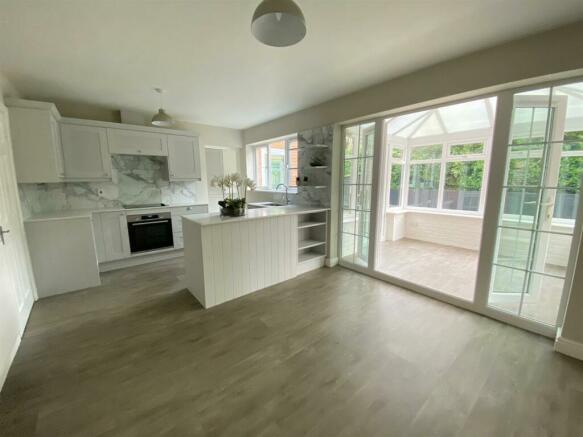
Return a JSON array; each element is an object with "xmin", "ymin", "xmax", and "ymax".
[{"xmin": 1, "ymin": 0, "xmax": 583, "ymax": 130}]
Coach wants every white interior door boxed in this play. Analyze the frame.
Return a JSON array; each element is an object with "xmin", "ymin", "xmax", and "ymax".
[{"xmin": 0, "ymin": 102, "xmax": 36, "ymax": 387}]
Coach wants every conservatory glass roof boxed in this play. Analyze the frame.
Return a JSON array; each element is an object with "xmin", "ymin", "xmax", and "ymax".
[{"xmin": 387, "ymin": 84, "xmax": 583, "ymax": 141}]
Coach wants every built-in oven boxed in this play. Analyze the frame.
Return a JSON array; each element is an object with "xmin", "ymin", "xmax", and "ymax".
[{"xmin": 127, "ymin": 212, "xmax": 174, "ymax": 254}]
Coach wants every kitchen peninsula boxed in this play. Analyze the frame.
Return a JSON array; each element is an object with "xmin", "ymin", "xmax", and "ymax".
[{"xmin": 183, "ymin": 205, "xmax": 330, "ymax": 308}]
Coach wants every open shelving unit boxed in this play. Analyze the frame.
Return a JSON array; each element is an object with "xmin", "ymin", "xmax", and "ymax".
[{"xmin": 297, "ymin": 210, "xmax": 328, "ymax": 274}]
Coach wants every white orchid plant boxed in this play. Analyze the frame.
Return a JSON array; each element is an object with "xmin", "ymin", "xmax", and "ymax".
[{"xmin": 210, "ymin": 173, "xmax": 256, "ymax": 209}]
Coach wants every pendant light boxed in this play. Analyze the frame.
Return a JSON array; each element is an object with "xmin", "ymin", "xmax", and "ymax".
[
  {"xmin": 251, "ymin": 0, "xmax": 306, "ymax": 47},
  {"xmin": 151, "ymin": 88, "xmax": 174, "ymax": 127}
]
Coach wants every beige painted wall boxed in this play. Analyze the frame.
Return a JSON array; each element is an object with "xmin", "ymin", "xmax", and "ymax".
[{"xmin": 243, "ymin": 21, "xmax": 583, "ymax": 144}]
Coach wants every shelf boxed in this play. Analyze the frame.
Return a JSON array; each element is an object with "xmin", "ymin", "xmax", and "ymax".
[
  {"xmin": 298, "ymin": 252, "xmax": 326, "ymax": 264},
  {"xmin": 307, "ymin": 165, "xmax": 328, "ymax": 169},
  {"xmin": 300, "ymin": 144, "xmax": 329, "ymax": 149},
  {"xmin": 298, "ymin": 221, "xmax": 326, "ymax": 229},
  {"xmin": 298, "ymin": 239, "xmax": 326, "ymax": 250},
  {"xmin": 299, "ymin": 185, "xmax": 327, "ymax": 189}
]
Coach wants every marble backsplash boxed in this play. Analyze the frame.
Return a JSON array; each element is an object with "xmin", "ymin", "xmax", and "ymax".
[
  {"xmin": 19, "ymin": 155, "xmax": 205, "ymax": 217},
  {"xmin": 295, "ymin": 125, "xmax": 333, "ymax": 207}
]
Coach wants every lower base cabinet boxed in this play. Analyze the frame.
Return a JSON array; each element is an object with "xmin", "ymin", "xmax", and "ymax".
[
  {"xmin": 25, "ymin": 218, "xmax": 101, "ymax": 298},
  {"xmin": 92, "ymin": 211, "xmax": 131, "ymax": 263}
]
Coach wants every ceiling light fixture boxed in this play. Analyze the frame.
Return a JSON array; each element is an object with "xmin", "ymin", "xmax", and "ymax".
[
  {"xmin": 151, "ymin": 88, "xmax": 174, "ymax": 127},
  {"xmin": 251, "ymin": 0, "xmax": 306, "ymax": 47}
]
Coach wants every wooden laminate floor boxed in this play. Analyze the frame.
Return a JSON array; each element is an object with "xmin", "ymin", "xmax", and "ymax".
[{"xmin": 2, "ymin": 258, "xmax": 583, "ymax": 436}]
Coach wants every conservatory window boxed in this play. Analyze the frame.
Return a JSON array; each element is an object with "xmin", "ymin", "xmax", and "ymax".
[{"xmin": 391, "ymin": 140, "xmax": 488, "ymax": 213}]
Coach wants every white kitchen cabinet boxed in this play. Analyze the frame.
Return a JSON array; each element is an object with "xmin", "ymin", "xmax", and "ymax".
[
  {"xmin": 60, "ymin": 123, "xmax": 112, "ymax": 180},
  {"xmin": 93, "ymin": 211, "xmax": 131, "ymax": 262},
  {"xmin": 205, "ymin": 147, "xmax": 238, "ymax": 212},
  {"xmin": 25, "ymin": 217, "xmax": 101, "ymax": 297},
  {"xmin": 6, "ymin": 99, "xmax": 65, "ymax": 183},
  {"xmin": 108, "ymin": 128, "xmax": 168, "ymax": 156},
  {"xmin": 171, "ymin": 205, "xmax": 208, "ymax": 249},
  {"xmin": 168, "ymin": 135, "xmax": 201, "ymax": 180}
]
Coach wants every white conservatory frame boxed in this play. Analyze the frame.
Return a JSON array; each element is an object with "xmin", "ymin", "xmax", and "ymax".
[{"xmin": 337, "ymin": 75, "xmax": 583, "ymax": 340}]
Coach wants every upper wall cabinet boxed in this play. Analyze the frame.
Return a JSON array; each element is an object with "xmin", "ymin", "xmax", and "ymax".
[
  {"xmin": 108, "ymin": 129, "xmax": 168, "ymax": 156},
  {"xmin": 60, "ymin": 123, "xmax": 112, "ymax": 180},
  {"xmin": 168, "ymin": 135, "xmax": 201, "ymax": 180},
  {"xmin": 6, "ymin": 99, "xmax": 65, "ymax": 183}
]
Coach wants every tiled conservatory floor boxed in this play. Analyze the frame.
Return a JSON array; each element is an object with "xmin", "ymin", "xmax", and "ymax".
[{"xmin": 375, "ymin": 238, "xmax": 565, "ymax": 325}]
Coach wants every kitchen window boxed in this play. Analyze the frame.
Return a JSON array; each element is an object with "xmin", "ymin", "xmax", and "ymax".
[{"xmin": 251, "ymin": 135, "xmax": 298, "ymax": 191}]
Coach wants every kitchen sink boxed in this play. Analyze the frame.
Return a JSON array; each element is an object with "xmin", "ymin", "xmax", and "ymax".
[{"xmin": 248, "ymin": 202, "xmax": 289, "ymax": 209}]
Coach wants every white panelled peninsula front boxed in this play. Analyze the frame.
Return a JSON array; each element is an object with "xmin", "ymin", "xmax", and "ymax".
[{"xmin": 183, "ymin": 206, "xmax": 329, "ymax": 308}]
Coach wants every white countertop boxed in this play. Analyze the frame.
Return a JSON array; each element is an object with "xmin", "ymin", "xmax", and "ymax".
[
  {"xmin": 24, "ymin": 203, "xmax": 208, "ymax": 223},
  {"xmin": 183, "ymin": 205, "xmax": 330, "ymax": 226}
]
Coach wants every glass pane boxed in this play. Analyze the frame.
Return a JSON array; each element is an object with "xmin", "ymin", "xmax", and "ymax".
[
  {"xmin": 357, "ymin": 158, "xmax": 373, "ymax": 185},
  {"xmin": 355, "ymin": 211, "xmax": 370, "ymax": 237},
  {"xmin": 342, "ymin": 185, "xmax": 357, "ymax": 210},
  {"xmin": 255, "ymin": 146, "xmax": 268, "ymax": 188},
  {"xmin": 510, "ymin": 87, "xmax": 552, "ymax": 144},
  {"xmin": 356, "ymin": 185, "xmax": 372, "ymax": 211},
  {"xmin": 520, "ymin": 273, "xmax": 565, "ymax": 326},
  {"xmin": 344, "ymin": 159, "xmax": 356, "ymax": 184},
  {"xmin": 449, "ymin": 142, "xmax": 484, "ymax": 156},
  {"xmin": 443, "ymin": 160, "xmax": 484, "ymax": 211},
  {"xmin": 501, "ymin": 187, "xmax": 539, "ymax": 227},
  {"xmin": 494, "ymin": 227, "xmax": 534, "ymax": 270},
  {"xmin": 491, "ymin": 265, "xmax": 526, "ymax": 294},
  {"xmin": 389, "ymin": 164, "xmax": 402, "ymax": 207},
  {"xmin": 288, "ymin": 167, "xmax": 298, "ymax": 188},
  {"xmin": 407, "ymin": 163, "xmax": 440, "ymax": 208},
  {"xmin": 342, "ymin": 210, "xmax": 356, "ymax": 235},
  {"xmin": 553, "ymin": 187, "xmax": 580, "ymax": 220},
  {"xmin": 269, "ymin": 141, "xmax": 285, "ymax": 189},
  {"xmin": 506, "ymin": 143, "xmax": 543, "ymax": 187},
  {"xmin": 410, "ymin": 144, "xmax": 442, "ymax": 160},
  {"xmin": 341, "ymin": 233, "xmax": 355, "ymax": 262},
  {"xmin": 391, "ymin": 147, "xmax": 403, "ymax": 159},
  {"xmin": 355, "ymin": 235, "xmax": 369, "ymax": 266},
  {"xmin": 344, "ymin": 126, "xmax": 359, "ymax": 159},
  {"xmin": 360, "ymin": 123, "xmax": 375, "ymax": 157},
  {"xmin": 489, "ymin": 265, "xmax": 525, "ymax": 315}
]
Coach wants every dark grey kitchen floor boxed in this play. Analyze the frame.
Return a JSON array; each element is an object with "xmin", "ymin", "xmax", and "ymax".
[{"xmin": 1, "ymin": 257, "xmax": 583, "ymax": 436}]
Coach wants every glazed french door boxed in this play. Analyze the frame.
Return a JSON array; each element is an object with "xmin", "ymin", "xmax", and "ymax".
[
  {"xmin": 340, "ymin": 122, "xmax": 376, "ymax": 267},
  {"xmin": 488, "ymin": 83, "xmax": 583, "ymax": 327}
]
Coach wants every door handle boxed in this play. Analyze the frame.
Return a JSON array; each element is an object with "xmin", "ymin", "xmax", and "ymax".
[{"xmin": 0, "ymin": 226, "xmax": 10, "ymax": 245}]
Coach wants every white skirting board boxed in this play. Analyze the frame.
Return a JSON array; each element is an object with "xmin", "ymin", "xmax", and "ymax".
[
  {"xmin": 325, "ymin": 257, "xmax": 339, "ymax": 267},
  {"xmin": 555, "ymin": 328, "xmax": 583, "ymax": 361}
]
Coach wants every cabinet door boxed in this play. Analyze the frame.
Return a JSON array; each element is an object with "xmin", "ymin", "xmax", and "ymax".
[
  {"xmin": 60, "ymin": 124, "xmax": 111, "ymax": 180},
  {"xmin": 108, "ymin": 129, "xmax": 168, "ymax": 156},
  {"xmin": 97, "ymin": 211, "xmax": 131, "ymax": 262},
  {"xmin": 168, "ymin": 135, "xmax": 201, "ymax": 180},
  {"xmin": 7, "ymin": 106, "xmax": 63, "ymax": 183}
]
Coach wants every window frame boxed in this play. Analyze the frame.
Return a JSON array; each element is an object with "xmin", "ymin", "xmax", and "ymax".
[
  {"xmin": 386, "ymin": 134, "xmax": 491, "ymax": 215},
  {"xmin": 251, "ymin": 135, "xmax": 298, "ymax": 192}
]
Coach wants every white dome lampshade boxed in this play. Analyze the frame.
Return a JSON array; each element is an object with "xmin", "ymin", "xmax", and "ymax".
[
  {"xmin": 151, "ymin": 88, "xmax": 174, "ymax": 127},
  {"xmin": 151, "ymin": 108, "xmax": 173, "ymax": 127},
  {"xmin": 251, "ymin": 0, "xmax": 306, "ymax": 47}
]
